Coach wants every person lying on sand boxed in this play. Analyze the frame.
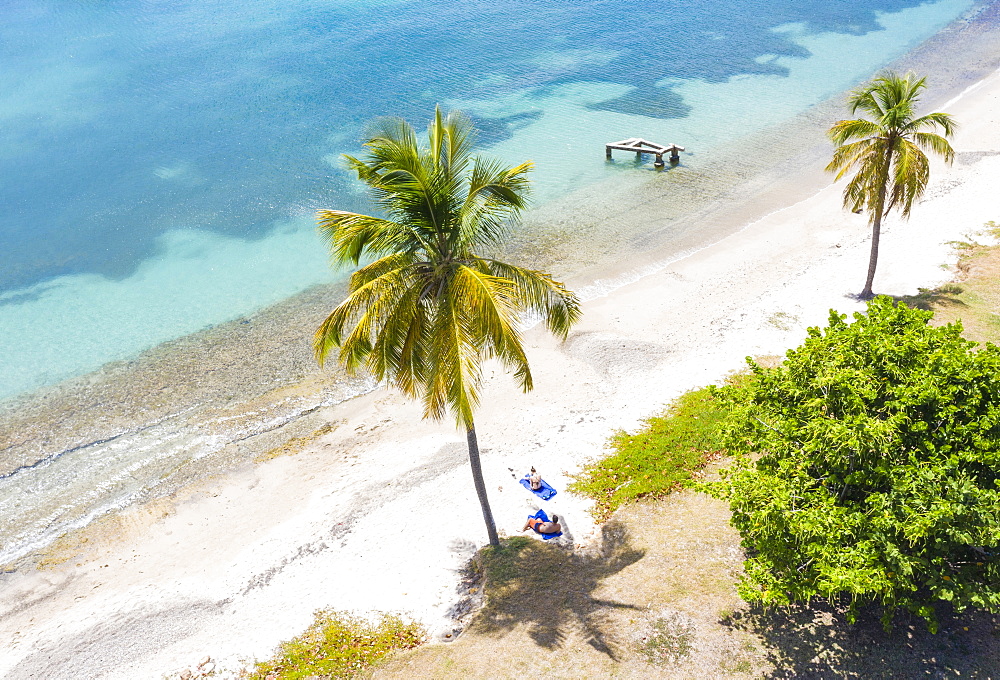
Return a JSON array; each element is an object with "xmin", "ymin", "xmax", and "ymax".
[
  {"xmin": 523, "ymin": 514, "xmax": 561, "ymax": 534},
  {"xmin": 528, "ymin": 466, "xmax": 542, "ymax": 490}
]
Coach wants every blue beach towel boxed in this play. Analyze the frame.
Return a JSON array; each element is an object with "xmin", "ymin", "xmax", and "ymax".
[
  {"xmin": 527, "ymin": 509, "xmax": 563, "ymax": 540},
  {"xmin": 520, "ymin": 475, "xmax": 557, "ymax": 500}
]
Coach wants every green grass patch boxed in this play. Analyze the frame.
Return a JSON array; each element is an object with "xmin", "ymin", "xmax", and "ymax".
[
  {"xmin": 465, "ymin": 527, "xmax": 644, "ymax": 657},
  {"xmin": 479, "ymin": 536, "xmax": 536, "ymax": 587},
  {"xmin": 246, "ymin": 610, "xmax": 425, "ymax": 679},
  {"xmin": 895, "ymin": 220, "xmax": 1000, "ymax": 346},
  {"xmin": 639, "ymin": 612, "xmax": 696, "ymax": 665},
  {"xmin": 569, "ymin": 386, "xmax": 731, "ymax": 520},
  {"xmin": 476, "ymin": 535, "xmax": 570, "ymax": 614}
]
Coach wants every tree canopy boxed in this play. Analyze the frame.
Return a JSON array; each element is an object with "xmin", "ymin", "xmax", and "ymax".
[
  {"xmin": 314, "ymin": 108, "xmax": 579, "ymax": 429},
  {"xmin": 826, "ymin": 71, "xmax": 956, "ymax": 298},
  {"xmin": 711, "ymin": 297, "xmax": 1000, "ymax": 629}
]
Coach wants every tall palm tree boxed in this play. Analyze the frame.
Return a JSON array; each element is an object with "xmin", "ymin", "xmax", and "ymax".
[
  {"xmin": 314, "ymin": 107, "xmax": 581, "ymax": 546},
  {"xmin": 826, "ymin": 71, "xmax": 956, "ymax": 299}
]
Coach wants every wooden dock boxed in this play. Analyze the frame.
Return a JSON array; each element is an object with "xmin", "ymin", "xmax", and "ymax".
[{"xmin": 605, "ymin": 138, "xmax": 684, "ymax": 167}]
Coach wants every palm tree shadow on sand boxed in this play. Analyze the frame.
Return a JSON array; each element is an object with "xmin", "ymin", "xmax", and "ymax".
[{"xmin": 471, "ymin": 520, "xmax": 644, "ymax": 659}]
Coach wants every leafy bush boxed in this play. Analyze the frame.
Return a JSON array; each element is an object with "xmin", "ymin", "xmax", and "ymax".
[
  {"xmin": 709, "ymin": 297, "xmax": 1000, "ymax": 630},
  {"xmin": 247, "ymin": 610, "xmax": 424, "ymax": 679},
  {"xmin": 570, "ymin": 386, "xmax": 730, "ymax": 520}
]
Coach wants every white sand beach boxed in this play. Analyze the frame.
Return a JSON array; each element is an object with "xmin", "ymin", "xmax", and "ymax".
[{"xmin": 2, "ymin": 62, "xmax": 1000, "ymax": 680}]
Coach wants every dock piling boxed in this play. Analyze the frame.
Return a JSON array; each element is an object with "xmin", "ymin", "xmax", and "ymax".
[{"xmin": 605, "ymin": 138, "xmax": 684, "ymax": 168}]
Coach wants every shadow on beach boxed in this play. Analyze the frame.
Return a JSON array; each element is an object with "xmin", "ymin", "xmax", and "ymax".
[
  {"xmin": 725, "ymin": 600, "xmax": 1000, "ymax": 679},
  {"xmin": 472, "ymin": 520, "xmax": 645, "ymax": 660},
  {"xmin": 892, "ymin": 284, "xmax": 968, "ymax": 311}
]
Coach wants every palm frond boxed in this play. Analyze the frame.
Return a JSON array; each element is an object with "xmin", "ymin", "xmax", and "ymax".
[
  {"xmin": 482, "ymin": 259, "xmax": 581, "ymax": 340},
  {"xmin": 909, "ymin": 130, "xmax": 955, "ymax": 164},
  {"xmin": 388, "ymin": 294, "xmax": 433, "ymax": 398},
  {"xmin": 361, "ymin": 117, "xmax": 420, "ymax": 171},
  {"xmin": 839, "ymin": 144, "xmax": 890, "ymax": 218},
  {"xmin": 826, "ymin": 137, "xmax": 884, "ymax": 180},
  {"xmin": 827, "ymin": 119, "xmax": 883, "ymax": 147},
  {"xmin": 316, "ymin": 210, "xmax": 420, "ymax": 264},
  {"xmin": 349, "ymin": 251, "xmax": 422, "ymax": 289},
  {"xmin": 424, "ymin": 107, "xmax": 467, "ymax": 217},
  {"xmin": 368, "ymin": 279, "xmax": 430, "ymax": 397},
  {"xmin": 424, "ymin": 293, "xmax": 483, "ymax": 426},
  {"xmin": 906, "ymin": 111, "xmax": 957, "ymax": 138},
  {"xmin": 469, "ymin": 158, "xmax": 533, "ymax": 211},
  {"xmin": 847, "ymin": 83, "xmax": 886, "ymax": 121},
  {"xmin": 452, "ymin": 264, "xmax": 533, "ymax": 391},
  {"xmin": 314, "ymin": 258, "xmax": 417, "ymax": 369},
  {"xmin": 457, "ymin": 157, "xmax": 533, "ymax": 250},
  {"xmin": 348, "ymin": 117, "xmax": 457, "ymax": 241},
  {"xmin": 886, "ymin": 138, "xmax": 930, "ymax": 217},
  {"xmin": 847, "ymin": 71, "xmax": 925, "ymax": 129},
  {"xmin": 435, "ymin": 107, "xmax": 477, "ymax": 179}
]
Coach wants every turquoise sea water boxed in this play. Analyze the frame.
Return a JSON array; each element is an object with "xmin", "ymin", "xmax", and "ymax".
[
  {"xmin": 0, "ymin": 0, "xmax": 985, "ymax": 564},
  {"xmin": 0, "ymin": 0, "xmax": 974, "ymax": 402}
]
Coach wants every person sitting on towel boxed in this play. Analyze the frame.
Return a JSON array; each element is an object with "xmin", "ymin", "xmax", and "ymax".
[
  {"xmin": 528, "ymin": 466, "xmax": 542, "ymax": 490},
  {"xmin": 523, "ymin": 514, "xmax": 561, "ymax": 534}
]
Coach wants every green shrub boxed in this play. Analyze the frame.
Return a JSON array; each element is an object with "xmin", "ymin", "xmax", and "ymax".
[
  {"xmin": 709, "ymin": 297, "xmax": 1000, "ymax": 631},
  {"xmin": 569, "ymin": 386, "xmax": 731, "ymax": 520},
  {"xmin": 247, "ymin": 610, "xmax": 425, "ymax": 679}
]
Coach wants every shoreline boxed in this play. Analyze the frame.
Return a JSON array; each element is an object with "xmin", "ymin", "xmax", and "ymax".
[
  {"xmin": 3, "ymin": 7, "xmax": 1000, "ymax": 678},
  {"xmin": 0, "ymin": 61, "xmax": 883, "ymax": 568},
  {"xmin": 1, "ymin": 0, "xmax": 994, "ymax": 525}
]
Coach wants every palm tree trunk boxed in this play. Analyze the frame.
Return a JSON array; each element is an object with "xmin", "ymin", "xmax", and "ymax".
[
  {"xmin": 466, "ymin": 425, "xmax": 499, "ymax": 546},
  {"xmin": 861, "ymin": 141, "xmax": 895, "ymax": 300},
  {"xmin": 860, "ymin": 212, "xmax": 883, "ymax": 300}
]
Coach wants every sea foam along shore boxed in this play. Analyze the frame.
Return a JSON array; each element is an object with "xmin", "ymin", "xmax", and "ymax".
[
  {"xmin": 2, "ymin": 26, "xmax": 1000, "ymax": 680},
  {"xmin": 0, "ymin": 0, "xmax": 991, "ymax": 580}
]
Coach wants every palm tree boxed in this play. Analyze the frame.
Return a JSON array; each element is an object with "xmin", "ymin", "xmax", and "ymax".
[
  {"xmin": 314, "ymin": 107, "xmax": 581, "ymax": 546},
  {"xmin": 826, "ymin": 71, "xmax": 956, "ymax": 299}
]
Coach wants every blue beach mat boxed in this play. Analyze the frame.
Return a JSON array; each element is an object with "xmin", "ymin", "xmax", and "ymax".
[
  {"xmin": 527, "ymin": 509, "xmax": 563, "ymax": 540},
  {"xmin": 520, "ymin": 475, "xmax": 557, "ymax": 500}
]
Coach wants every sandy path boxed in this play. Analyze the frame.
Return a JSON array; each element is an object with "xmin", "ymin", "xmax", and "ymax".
[{"xmin": 2, "ymin": 66, "xmax": 999, "ymax": 680}]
